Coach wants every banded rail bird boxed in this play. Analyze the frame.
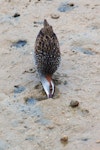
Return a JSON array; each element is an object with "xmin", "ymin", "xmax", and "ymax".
[{"xmin": 34, "ymin": 19, "xmax": 61, "ymax": 98}]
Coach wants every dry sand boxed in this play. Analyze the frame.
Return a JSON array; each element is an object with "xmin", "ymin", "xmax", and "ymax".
[{"xmin": 0, "ymin": 0, "xmax": 100, "ymax": 149}]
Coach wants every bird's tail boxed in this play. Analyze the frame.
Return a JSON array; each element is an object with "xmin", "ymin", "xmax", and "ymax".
[{"xmin": 44, "ymin": 19, "xmax": 49, "ymax": 27}]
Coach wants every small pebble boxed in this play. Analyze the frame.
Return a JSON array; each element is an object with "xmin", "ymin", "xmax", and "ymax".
[
  {"xmin": 96, "ymin": 140, "xmax": 100, "ymax": 144},
  {"xmin": 70, "ymin": 100, "xmax": 79, "ymax": 108},
  {"xmin": 60, "ymin": 136, "xmax": 68, "ymax": 145},
  {"xmin": 68, "ymin": 3, "xmax": 74, "ymax": 7},
  {"xmin": 46, "ymin": 125, "xmax": 55, "ymax": 130},
  {"xmin": 13, "ymin": 13, "xmax": 20, "ymax": 18},
  {"xmin": 51, "ymin": 14, "xmax": 60, "ymax": 19}
]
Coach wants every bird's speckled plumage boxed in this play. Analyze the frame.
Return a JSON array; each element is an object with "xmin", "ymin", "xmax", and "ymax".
[{"xmin": 34, "ymin": 19, "xmax": 61, "ymax": 98}]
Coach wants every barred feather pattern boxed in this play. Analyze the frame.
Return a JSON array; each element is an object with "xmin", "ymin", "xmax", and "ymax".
[{"xmin": 35, "ymin": 20, "xmax": 61, "ymax": 76}]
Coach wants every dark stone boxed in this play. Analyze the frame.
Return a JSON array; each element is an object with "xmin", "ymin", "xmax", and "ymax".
[
  {"xmin": 13, "ymin": 13, "xmax": 20, "ymax": 18},
  {"xmin": 60, "ymin": 136, "xmax": 68, "ymax": 145},
  {"xmin": 12, "ymin": 40, "xmax": 27, "ymax": 48},
  {"xmin": 69, "ymin": 3, "xmax": 74, "ymax": 7},
  {"xmin": 70, "ymin": 100, "xmax": 79, "ymax": 108}
]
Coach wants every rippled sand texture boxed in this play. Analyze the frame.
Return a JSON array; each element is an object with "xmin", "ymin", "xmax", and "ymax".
[{"xmin": 0, "ymin": 0, "xmax": 100, "ymax": 150}]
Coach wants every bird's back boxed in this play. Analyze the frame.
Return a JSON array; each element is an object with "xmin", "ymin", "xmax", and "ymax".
[{"xmin": 35, "ymin": 19, "xmax": 60, "ymax": 76}]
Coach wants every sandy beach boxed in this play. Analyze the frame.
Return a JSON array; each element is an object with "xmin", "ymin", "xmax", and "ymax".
[{"xmin": 0, "ymin": 0, "xmax": 100, "ymax": 149}]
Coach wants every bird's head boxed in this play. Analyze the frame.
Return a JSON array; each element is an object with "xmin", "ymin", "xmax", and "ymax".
[{"xmin": 40, "ymin": 75, "xmax": 54, "ymax": 98}]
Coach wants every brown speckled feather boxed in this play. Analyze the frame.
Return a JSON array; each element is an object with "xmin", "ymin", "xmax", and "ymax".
[{"xmin": 35, "ymin": 19, "xmax": 61, "ymax": 76}]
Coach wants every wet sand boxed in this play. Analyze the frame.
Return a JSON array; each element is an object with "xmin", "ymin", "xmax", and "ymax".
[{"xmin": 0, "ymin": 0, "xmax": 100, "ymax": 149}]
